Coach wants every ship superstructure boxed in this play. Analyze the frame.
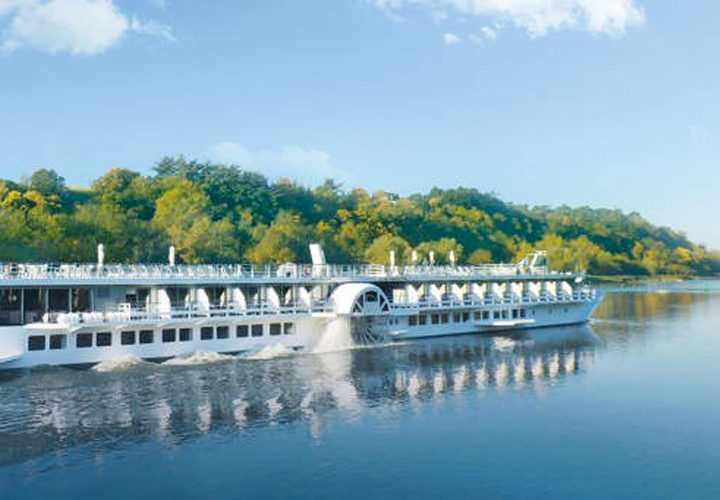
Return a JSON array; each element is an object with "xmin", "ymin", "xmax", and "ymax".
[{"xmin": 0, "ymin": 245, "xmax": 601, "ymax": 369}]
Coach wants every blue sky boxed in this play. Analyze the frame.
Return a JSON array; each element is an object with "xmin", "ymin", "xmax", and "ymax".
[{"xmin": 1, "ymin": 0, "xmax": 719, "ymax": 247}]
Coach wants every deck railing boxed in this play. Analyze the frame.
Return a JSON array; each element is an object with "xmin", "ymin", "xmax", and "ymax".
[
  {"xmin": 1, "ymin": 262, "xmax": 568, "ymax": 282},
  {"xmin": 41, "ymin": 289, "xmax": 596, "ymax": 326}
]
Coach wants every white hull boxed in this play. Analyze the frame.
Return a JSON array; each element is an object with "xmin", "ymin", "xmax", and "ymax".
[{"xmin": 0, "ymin": 297, "xmax": 600, "ymax": 370}]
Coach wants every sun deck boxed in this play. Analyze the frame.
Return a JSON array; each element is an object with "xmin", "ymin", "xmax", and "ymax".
[{"xmin": 0, "ymin": 262, "xmax": 576, "ymax": 287}]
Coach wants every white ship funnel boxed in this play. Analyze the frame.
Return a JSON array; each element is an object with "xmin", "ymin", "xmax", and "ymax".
[
  {"xmin": 97, "ymin": 244, "xmax": 105, "ymax": 267},
  {"xmin": 309, "ymin": 243, "xmax": 326, "ymax": 265},
  {"xmin": 169, "ymin": 245, "xmax": 176, "ymax": 266}
]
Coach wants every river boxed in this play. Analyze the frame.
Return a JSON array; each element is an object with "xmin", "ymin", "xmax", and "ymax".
[{"xmin": 2, "ymin": 284, "xmax": 720, "ymax": 499}]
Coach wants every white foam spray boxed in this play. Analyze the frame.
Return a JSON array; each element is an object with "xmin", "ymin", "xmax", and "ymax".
[
  {"xmin": 92, "ymin": 355, "xmax": 152, "ymax": 372},
  {"xmin": 313, "ymin": 318, "xmax": 354, "ymax": 353},
  {"xmin": 162, "ymin": 351, "xmax": 234, "ymax": 366},
  {"xmin": 241, "ymin": 344, "xmax": 294, "ymax": 360}
]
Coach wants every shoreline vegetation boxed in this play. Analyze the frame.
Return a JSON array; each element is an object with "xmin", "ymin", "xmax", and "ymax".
[{"xmin": 1, "ymin": 156, "xmax": 718, "ymax": 278}]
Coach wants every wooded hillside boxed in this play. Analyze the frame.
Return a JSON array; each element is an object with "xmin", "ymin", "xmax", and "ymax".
[{"xmin": 1, "ymin": 157, "xmax": 717, "ymax": 276}]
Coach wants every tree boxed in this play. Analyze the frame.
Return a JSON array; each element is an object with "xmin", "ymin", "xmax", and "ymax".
[
  {"xmin": 364, "ymin": 234, "xmax": 412, "ymax": 265},
  {"xmin": 468, "ymin": 248, "xmax": 493, "ymax": 265},
  {"xmin": 29, "ymin": 169, "xmax": 65, "ymax": 196},
  {"xmin": 153, "ymin": 180, "xmax": 215, "ymax": 263},
  {"xmin": 415, "ymin": 238, "xmax": 464, "ymax": 264},
  {"xmin": 245, "ymin": 211, "xmax": 311, "ymax": 264},
  {"xmin": 92, "ymin": 168, "xmax": 157, "ymax": 220},
  {"xmin": 202, "ymin": 166, "xmax": 278, "ymax": 224}
]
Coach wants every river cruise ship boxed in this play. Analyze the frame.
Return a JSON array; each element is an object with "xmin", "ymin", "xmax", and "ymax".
[{"xmin": 0, "ymin": 245, "xmax": 601, "ymax": 369}]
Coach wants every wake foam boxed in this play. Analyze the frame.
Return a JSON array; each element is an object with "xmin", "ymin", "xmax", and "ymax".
[
  {"xmin": 162, "ymin": 351, "xmax": 235, "ymax": 366},
  {"xmin": 241, "ymin": 344, "xmax": 294, "ymax": 360},
  {"xmin": 92, "ymin": 355, "xmax": 152, "ymax": 372}
]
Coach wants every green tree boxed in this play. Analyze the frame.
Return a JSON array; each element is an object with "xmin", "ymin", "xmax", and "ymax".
[
  {"xmin": 364, "ymin": 234, "xmax": 412, "ymax": 265},
  {"xmin": 28, "ymin": 168, "xmax": 65, "ymax": 196},
  {"xmin": 415, "ymin": 238, "xmax": 464, "ymax": 264},
  {"xmin": 245, "ymin": 211, "xmax": 311, "ymax": 264}
]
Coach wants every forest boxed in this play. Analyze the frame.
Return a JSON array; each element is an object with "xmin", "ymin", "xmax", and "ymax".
[{"xmin": 0, "ymin": 156, "xmax": 718, "ymax": 277}]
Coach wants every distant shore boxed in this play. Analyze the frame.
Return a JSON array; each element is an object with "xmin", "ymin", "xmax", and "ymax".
[{"xmin": 589, "ymin": 274, "xmax": 719, "ymax": 284}]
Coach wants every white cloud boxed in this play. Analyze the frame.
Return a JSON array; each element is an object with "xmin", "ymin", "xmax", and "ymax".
[
  {"xmin": 481, "ymin": 25, "xmax": 498, "ymax": 41},
  {"xmin": 0, "ymin": 0, "xmax": 175, "ymax": 55},
  {"xmin": 210, "ymin": 142, "xmax": 352, "ymax": 185},
  {"xmin": 371, "ymin": 0, "xmax": 645, "ymax": 37},
  {"xmin": 443, "ymin": 32, "xmax": 459, "ymax": 44},
  {"xmin": 130, "ymin": 16, "xmax": 175, "ymax": 43}
]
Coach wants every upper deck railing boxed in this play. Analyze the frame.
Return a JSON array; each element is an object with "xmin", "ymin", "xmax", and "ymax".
[
  {"xmin": 0, "ymin": 261, "xmax": 572, "ymax": 283},
  {"xmin": 39, "ymin": 289, "xmax": 597, "ymax": 326}
]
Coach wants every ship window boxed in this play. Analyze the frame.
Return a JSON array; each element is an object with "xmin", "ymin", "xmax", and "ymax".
[
  {"xmin": 251, "ymin": 324, "xmax": 263, "ymax": 337},
  {"xmin": 180, "ymin": 328, "xmax": 192, "ymax": 341},
  {"xmin": 474, "ymin": 311, "xmax": 481, "ymax": 320},
  {"xmin": 283, "ymin": 323, "xmax": 294, "ymax": 335},
  {"xmin": 493, "ymin": 311, "xmax": 500, "ymax": 319},
  {"xmin": 96, "ymin": 332, "xmax": 112, "ymax": 347},
  {"xmin": 49, "ymin": 334, "xmax": 66, "ymax": 350},
  {"xmin": 482, "ymin": 311, "xmax": 490, "ymax": 320},
  {"xmin": 270, "ymin": 323, "xmax": 281, "ymax": 336},
  {"xmin": 217, "ymin": 326, "xmax": 230, "ymax": 339},
  {"xmin": 139, "ymin": 330, "xmax": 153, "ymax": 344},
  {"xmin": 201, "ymin": 326, "xmax": 214, "ymax": 340},
  {"xmin": 0, "ymin": 288, "xmax": 22, "ymax": 325},
  {"xmin": 162, "ymin": 329, "xmax": 176, "ymax": 343},
  {"xmin": 77, "ymin": 333, "xmax": 93, "ymax": 348},
  {"xmin": 28, "ymin": 335, "xmax": 46, "ymax": 351},
  {"xmin": 237, "ymin": 325, "xmax": 249, "ymax": 337},
  {"xmin": 431, "ymin": 314, "xmax": 439, "ymax": 325},
  {"xmin": 121, "ymin": 331, "xmax": 136, "ymax": 345},
  {"xmin": 453, "ymin": 312, "xmax": 461, "ymax": 323},
  {"xmin": 520, "ymin": 309, "xmax": 526, "ymax": 318},
  {"xmin": 441, "ymin": 313, "xmax": 449, "ymax": 324},
  {"xmin": 462, "ymin": 312, "xmax": 470, "ymax": 322},
  {"xmin": 419, "ymin": 315, "xmax": 427, "ymax": 325},
  {"xmin": 512, "ymin": 309, "xmax": 518, "ymax": 319},
  {"xmin": 409, "ymin": 316, "xmax": 417, "ymax": 326},
  {"xmin": 501, "ymin": 310, "xmax": 508, "ymax": 319},
  {"xmin": 48, "ymin": 288, "xmax": 70, "ymax": 312}
]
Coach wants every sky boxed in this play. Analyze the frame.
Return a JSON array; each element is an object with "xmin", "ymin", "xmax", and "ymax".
[{"xmin": 0, "ymin": 0, "xmax": 719, "ymax": 247}]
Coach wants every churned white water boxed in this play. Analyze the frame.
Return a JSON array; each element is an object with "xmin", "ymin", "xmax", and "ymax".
[
  {"xmin": 162, "ymin": 351, "xmax": 235, "ymax": 366},
  {"xmin": 92, "ymin": 356, "xmax": 152, "ymax": 372},
  {"xmin": 241, "ymin": 344, "xmax": 294, "ymax": 360},
  {"xmin": 313, "ymin": 318, "xmax": 353, "ymax": 353}
]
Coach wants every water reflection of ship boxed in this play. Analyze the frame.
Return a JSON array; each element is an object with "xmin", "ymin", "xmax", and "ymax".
[
  {"xmin": 355, "ymin": 325, "xmax": 597, "ymax": 397},
  {"xmin": 0, "ymin": 325, "xmax": 599, "ymax": 468}
]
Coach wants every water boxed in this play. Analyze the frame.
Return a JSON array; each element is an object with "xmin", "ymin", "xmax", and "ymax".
[{"xmin": 2, "ymin": 285, "xmax": 720, "ymax": 499}]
